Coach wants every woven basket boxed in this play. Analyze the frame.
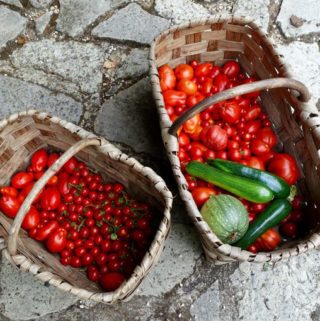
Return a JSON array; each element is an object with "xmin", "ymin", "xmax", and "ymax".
[
  {"xmin": 149, "ymin": 15, "xmax": 320, "ymax": 264},
  {"xmin": 0, "ymin": 110, "xmax": 172, "ymax": 302}
]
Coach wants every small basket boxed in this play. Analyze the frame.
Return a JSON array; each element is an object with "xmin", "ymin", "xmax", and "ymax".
[
  {"xmin": 0, "ymin": 110, "xmax": 172, "ymax": 302},
  {"xmin": 149, "ymin": 15, "xmax": 320, "ymax": 264}
]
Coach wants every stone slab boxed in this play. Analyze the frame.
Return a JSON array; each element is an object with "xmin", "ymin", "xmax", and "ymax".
[{"xmin": 35, "ymin": 11, "xmax": 52, "ymax": 35}]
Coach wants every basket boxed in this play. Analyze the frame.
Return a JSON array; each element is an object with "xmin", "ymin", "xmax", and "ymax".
[
  {"xmin": 149, "ymin": 15, "xmax": 320, "ymax": 264},
  {"xmin": 0, "ymin": 110, "xmax": 172, "ymax": 302}
]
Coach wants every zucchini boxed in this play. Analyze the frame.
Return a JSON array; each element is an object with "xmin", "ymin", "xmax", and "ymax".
[
  {"xmin": 208, "ymin": 159, "xmax": 290, "ymax": 199},
  {"xmin": 234, "ymin": 199, "xmax": 292, "ymax": 250},
  {"xmin": 186, "ymin": 161, "xmax": 274, "ymax": 203}
]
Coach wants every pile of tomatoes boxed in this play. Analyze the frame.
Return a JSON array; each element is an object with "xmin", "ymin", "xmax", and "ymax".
[
  {"xmin": 0, "ymin": 149, "xmax": 157, "ymax": 291},
  {"xmin": 159, "ymin": 60, "xmax": 304, "ymax": 252}
]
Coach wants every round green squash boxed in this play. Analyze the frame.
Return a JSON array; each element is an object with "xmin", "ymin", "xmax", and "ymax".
[{"xmin": 200, "ymin": 194, "xmax": 249, "ymax": 244}]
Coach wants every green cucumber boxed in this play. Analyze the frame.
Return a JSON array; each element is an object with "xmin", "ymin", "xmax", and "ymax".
[
  {"xmin": 234, "ymin": 199, "xmax": 292, "ymax": 250},
  {"xmin": 186, "ymin": 161, "xmax": 274, "ymax": 203},
  {"xmin": 208, "ymin": 159, "xmax": 290, "ymax": 199}
]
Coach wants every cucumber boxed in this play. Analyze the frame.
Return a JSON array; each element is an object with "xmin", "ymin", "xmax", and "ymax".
[
  {"xmin": 234, "ymin": 199, "xmax": 292, "ymax": 250},
  {"xmin": 208, "ymin": 159, "xmax": 290, "ymax": 199},
  {"xmin": 186, "ymin": 161, "xmax": 274, "ymax": 203}
]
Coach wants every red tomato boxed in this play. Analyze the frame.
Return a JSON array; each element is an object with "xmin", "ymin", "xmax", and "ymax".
[
  {"xmin": 35, "ymin": 220, "xmax": 59, "ymax": 241},
  {"xmin": 237, "ymin": 97, "xmax": 250, "ymax": 109},
  {"xmin": 163, "ymin": 90, "xmax": 187, "ymax": 107},
  {"xmin": 242, "ymin": 77, "xmax": 260, "ymax": 99},
  {"xmin": 201, "ymin": 125, "xmax": 228, "ymax": 151},
  {"xmin": 22, "ymin": 206, "xmax": 40, "ymax": 230},
  {"xmin": 0, "ymin": 195, "xmax": 21, "ymax": 218},
  {"xmin": 194, "ymin": 63, "xmax": 213, "ymax": 77},
  {"xmin": 0, "ymin": 186, "xmax": 18, "ymax": 197},
  {"xmin": 63, "ymin": 157, "xmax": 78, "ymax": 174},
  {"xmin": 228, "ymin": 148, "xmax": 241, "ymax": 161},
  {"xmin": 244, "ymin": 120, "xmax": 261, "ymax": 134},
  {"xmin": 259, "ymin": 150, "xmax": 276, "ymax": 164},
  {"xmin": 186, "ymin": 92, "xmax": 205, "ymax": 108},
  {"xmin": 280, "ymin": 222, "xmax": 297, "ymax": 238},
  {"xmin": 256, "ymin": 128, "xmax": 277, "ymax": 148},
  {"xmin": 175, "ymin": 64, "xmax": 194, "ymax": 80},
  {"xmin": 222, "ymin": 61, "xmax": 240, "ymax": 78},
  {"xmin": 41, "ymin": 187, "xmax": 61, "ymax": 210},
  {"xmin": 31, "ymin": 148, "xmax": 48, "ymax": 172},
  {"xmin": 192, "ymin": 187, "xmax": 217, "ymax": 208},
  {"xmin": 11, "ymin": 172, "xmax": 34, "ymax": 189},
  {"xmin": 200, "ymin": 78, "xmax": 213, "ymax": 96},
  {"xmin": 47, "ymin": 175, "xmax": 58, "ymax": 186},
  {"xmin": 244, "ymin": 105, "xmax": 261, "ymax": 121},
  {"xmin": 292, "ymin": 195, "xmax": 303, "ymax": 210},
  {"xmin": 208, "ymin": 66, "xmax": 220, "ymax": 79},
  {"xmin": 99, "ymin": 272, "xmax": 125, "ymax": 291},
  {"xmin": 178, "ymin": 132, "xmax": 190, "ymax": 147},
  {"xmin": 247, "ymin": 156, "xmax": 265, "ymax": 170},
  {"xmin": 251, "ymin": 139, "xmax": 271, "ymax": 155},
  {"xmin": 47, "ymin": 153, "xmax": 60, "ymax": 167},
  {"xmin": 19, "ymin": 182, "xmax": 43, "ymax": 204},
  {"xmin": 213, "ymin": 74, "xmax": 229, "ymax": 92},
  {"xmin": 58, "ymin": 172, "xmax": 70, "ymax": 195},
  {"xmin": 267, "ymin": 153, "xmax": 299, "ymax": 184},
  {"xmin": 247, "ymin": 244, "xmax": 258, "ymax": 253},
  {"xmin": 255, "ymin": 228, "xmax": 281, "ymax": 251},
  {"xmin": 46, "ymin": 228, "xmax": 67, "ymax": 253},
  {"xmin": 220, "ymin": 101, "xmax": 241, "ymax": 124},
  {"xmin": 177, "ymin": 79, "xmax": 197, "ymax": 95},
  {"xmin": 158, "ymin": 65, "xmax": 176, "ymax": 91},
  {"xmin": 183, "ymin": 114, "xmax": 201, "ymax": 135}
]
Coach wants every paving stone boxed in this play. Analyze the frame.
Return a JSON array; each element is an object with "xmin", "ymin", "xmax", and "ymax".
[
  {"xmin": 233, "ymin": 0, "xmax": 270, "ymax": 32},
  {"xmin": 94, "ymin": 78, "xmax": 165, "ymax": 157},
  {"xmin": 0, "ymin": 75, "xmax": 83, "ymax": 123},
  {"xmin": 0, "ymin": 7, "xmax": 27, "ymax": 48},
  {"xmin": 277, "ymin": 41, "xmax": 320, "ymax": 107},
  {"xmin": 92, "ymin": 3, "xmax": 170, "ymax": 44},
  {"xmin": 57, "ymin": 0, "xmax": 127, "ymax": 37},
  {"xmin": 115, "ymin": 48, "xmax": 149, "ymax": 79},
  {"xmin": 277, "ymin": 0, "xmax": 320, "ymax": 38},
  {"xmin": 137, "ymin": 223, "xmax": 201, "ymax": 297},
  {"xmin": 1, "ymin": 0, "xmax": 22, "ymax": 8},
  {"xmin": 29, "ymin": 0, "xmax": 52, "ymax": 9},
  {"xmin": 11, "ymin": 39, "xmax": 106, "ymax": 94},
  {"xmin": 155, "ymin": 0, "xmax": 209, "ymax": 24},
  {"xmin": 0, "ymin": 258, "xmax": 78, "ymax": 320},
  {"xmin": 35, "ymin": 11, "xmax": 52, "ymax": 35}
]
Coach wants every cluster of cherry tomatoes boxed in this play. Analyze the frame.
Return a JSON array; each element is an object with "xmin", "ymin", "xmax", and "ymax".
[
  {"xmin": 0, "ymin": 149, "xmax": 157, "ymax": 291},
  {"xmin": 159, "ymin": 60, "xmax": 304, "ymax": 252}
]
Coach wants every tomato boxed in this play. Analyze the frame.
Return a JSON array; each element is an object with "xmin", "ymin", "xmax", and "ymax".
[
  {"xmin": 158, "ymin": 65, "xmax": 176, "ymax": 91},
  {"xmin": 186, "ymin": 92, "xmax": 205, "ymax": 108},
  {"xmin": 200, "ymin": 78, "xmax": 213, "ymax": 96},
  {"xmin": 213, "ymin": 74, "xmax": 229, "ymax": 92},
  {"xmin": 178, "ymin": 132, "xmax": 190, "ymax": 147},
  {"xmin": 259, "ymin": 150, "xmax": 276, "ymax": 164},
  {"xmin": 201, "ymin": 125, "xmax": 228, "ymax": 151},
  {"xmin": 267, "ymin": 153, "xmax": 299, "ymax": 184},
  {"xmin": 11, "ymin": 172, "xmax": 33, "ymax": 189},
  {"xmin": 63, "ymin": 157, "xmax": 78, "ymax": 174},
  {"xmin": 192, "ymin": 187, "xmax": 217, "ymax": 208},
  {"xmin": 256, "ymin": 128, "xmax": 277, "ymax": 148},
  {"xmin": 177, "ymin": 79, "xmax": 197, "ymax": 95},
  {"xmin": 251, "ymin": 138, "xmax": 271, "ymax": 155},
  {"xmin": 183, "ymin": 113, "xmax": 201, "ymax": 135},
  {"xmin": 244, "ymin": 120, "xmax": 261, "ymax": 134},
  {"xmin": 19, "ymin": 182, "xmax": 42, "ymax": 204},
  {"xmin": 87, "ymin": 266, "xmax": 100, "ymax": 282},
  {"xmin": 244, "ymin": 105, "xmax": 261, "ymax": 121},
  {"xmin": 0, "ymin": 186, "xmax": 18, "ymax": 198},
  {"xmin": 194, "ymin": 63, "xmax": 213, "ymax": 77},
  {"xmin": 280, "ymin": 222, "xmax": 297, "ymax": 238},
  {"xmin": 47, "ymin": 153, "xmax": 60, "ymax": 167},
  {"xmin": 21, "ymin": 206, "xmax": 40, "ymax": 230},
  {"xmin": 208, "ymin": 66, "xmax": 220, "ymax": 79},
  {"xmin": 247, "ymin": 244, "xmax": 258, "ymax": 253},
  {"xmin": 222, "ymin": 61, "xmax": 240, "ymax": 78},
  {"xmin": 0, "ymin": 195, "xmax": 21, "ymax": 218},
  {"xmin": 255, "ymin": 228, "xmax": 281, "ymax": 251},
  {"xmin": 175, "ymin": 64, "xmax": 194, "ymax": 80},
  {"xmin": 47, "ymin": 175, "xmax": 58, "ymax": 186},
  {"xmin": 31, "ymin": 148, "xmax": 48, "ymax": 172},
  {"xmin": 99, "ymin": 272, "xmax": 125, "ymax": 291},
  {"xmin": 292, "ymin": 195, "xmax": 303, "ymax": 210},
  {"xmin": 41, "ymin": 187, "xmax": 61, "ymax": 210},
  {"xmin": 227, "ymin": 140, "xmax": 239, "ymax": 149},
  {"xmin": 35, "ymin": 220, "xmax": 59, "ymax": 241},
  {"xmin": 239, "ymin": 147, "xmax": 251, "ymax": 159},
  {"xmin": 237, "ymin": 97, "xmax": 250, "ymax": 109},
  {"xmin": 242, "ymin": 77, "xmax": 260, "ymax": 99},
  {"xmin": 220, "ymin": 101, "xmax": 241, "ymax": 124},
  {"xmin": 163, "ymin": 90, "xmax": 187, "ymax": 107},
  {"xmin": 228, "ymin": 148, "xmax": 241, "ymax": 161},
  {"xmin": 247, "ymin": 156, "xmax": 265, "ymax": 170},
  {"xmin": 250, "ymin": 203, "xmax": 266, "ymax": 213},
  {"xmin": 58, "ymin": 172, "xmax": 70, "ymax": 195}
]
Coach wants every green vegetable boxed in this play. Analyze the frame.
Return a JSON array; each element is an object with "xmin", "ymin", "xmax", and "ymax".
[
  {"xmin": 186, "ymin": 161, "xmax": 274, "ymax": 203},
  {"xmin": 201, "ymin": 194, "xmax": 249, "ymax": 244},
  {"xmin": 234, "ymin": 199, "xmax": 292, "ymax": 249},
  {"xmin": 208, "ymin": 159, "xmax": 290, "ymax": 199}
]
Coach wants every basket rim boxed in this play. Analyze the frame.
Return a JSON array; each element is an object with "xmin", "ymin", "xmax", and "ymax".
[
  {"xmin": 149, "ymin": 15, "xmax": 320, "ymax": 263},
  {"xmin": 0, "ymin": 109, "xmax": 173, "ymax": 302}
]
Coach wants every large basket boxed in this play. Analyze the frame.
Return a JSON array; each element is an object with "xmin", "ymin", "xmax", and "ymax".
[
  {"xmin": 0, "ymin": 110, "xmax": 172, "ymax": 302},
  {"xmin": 149, "ymin": 15, "xmax": 320, "ymax": 264}
]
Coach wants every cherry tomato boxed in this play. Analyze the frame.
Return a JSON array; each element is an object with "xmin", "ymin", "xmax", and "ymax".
[
  {"xmin": 200, "ymin": 78, "xmax": 213, "ymax": 96},
  {"xmin": 244, "ymin": 120, "xmax": 261, "ymax": 134},
  {"xmin": 47, "ymin": 175, "xmax": 58, "ymax": 186},
  {"xmin": 175, "ymin": 64, "xmax": 194, "ymax": 80},
  {"xmin": 292, "ymin": 195, "xmax": 303, "ymax": 210},
  {"xmin": 256, "ymin": 128, "xmax": 277, "ymax": 148},
  {"xmin": 186, "ymin": 92, "xmax": 205, "ymax": 108},
  {"xmin": 31, "ymin": 148, "xmax": 48, "ymax": 172},
  {"xmin": 255, "ymin": 228, "xmax": 281, "ymax": 251},
  {"xmin": 0, "ymin": 195, "xmax": 21, "ymax": 218},
  {"xmin": 247, "ymin": 156, "xmax": 265, "ymax": 170},
  {"xmin": 0, "ymin": 186, "xmax": 18, "ymax": 197},
  {"xmin": 213, "ymin": 74, "xmax": 229, "ymax": 92},
  {"xmin": 268, "ymin": 153, "xmax": 299, "ymax": 185},
  {"xmin": 251, "ymin": 139, "xmax": 271, "ymax": 155},
  {"xmin": 244, "ymin": 105, "xmax": 261, "ymax": 121},
  {"xmin": 222, "ymin": 61, "xmax": 240, "ymax": 78},
  {"xmin": 41, "ymin": 187, "xmax": 61, "ymax": 210},
  {"xmin": 46, "ymin": 228, "xmax": 67, "ymax": 253},
  {"xmin": 201, "ymin": 125, "xmax": 228, "ymax": 151},
  {"xmin": 47, "ymin": 153, "xmax": 60, "ymax": 167},
  {"xmin": 35, "ymin": 220, "xmax": 59, "ymax": 241},
  {"xmin": 220, "ymin": 101, "xmax": 241, "ymax": 124},
  {"xmin": 158, "ymin": 64, "xmax": 176, "ymax": 91},
  {"xmin": 228, "ymin": 148, "xmax": 241, "ymax": 161},
  {"xmin": 259, "ymin": 150, "xmax": 276, "ymax": 164},
  {"xmin": 178, "ymin": 132, "xmax": 190, "ymax": 147},
  {"xmin": 177, "ymin": 79, "xmax": 197, "ymax": 95},
  {"xmin": 247, "ymin": 244, "xmax": 258, "ymax": 253},
  {"xmin": 191, "ymin": 187, "xmax": 217, "ymax": 208},
  {"xmin": 63, "ymin": 157, "xmax": 78, "ymax": 174},
  {"xmin": 11, "ymin": 172, "xmax": 33, "ymax": 189},
  {"xmin": 87, "ymin": 265, "xmax": 100, "ymax": 282},
  {"xmin": 194, "ymin": 63, "xmax": 213, "ymax": 77},
  {"xmin": 99, "ymin": 272, "xmax": 125, "ymax": 291},
  {"xmin": 22, "ymin": 206, "xmax": 40, "ymax": 230},
  {"xmin": 280, "ymin": 222, "xmax": 297, "ymax": 238}
]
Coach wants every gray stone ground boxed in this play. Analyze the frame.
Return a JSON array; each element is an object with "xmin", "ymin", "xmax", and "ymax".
[{"xmin": 0, "ymin": 0, "xmax": 319, "ymax": 320}]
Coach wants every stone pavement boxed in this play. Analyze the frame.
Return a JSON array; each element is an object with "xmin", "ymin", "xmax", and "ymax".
[{"xmin": 0, "ymin": 0, "xmax": 319, "ymax": 320}]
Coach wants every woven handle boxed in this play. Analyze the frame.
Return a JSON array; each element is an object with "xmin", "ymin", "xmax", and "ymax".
[
  {"xmin": 168, "ymin": 77, "xmax": 311, "ymax": 136},
  {"xmin": 7, "ymin": 138, "xmax": 102, "ymax": 256}
]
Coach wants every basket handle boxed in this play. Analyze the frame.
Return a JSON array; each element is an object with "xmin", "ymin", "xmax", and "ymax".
[
  {"xmin": 7, "ymin": 138, "xmax": 102, "ymax": 256},
  {"xmin": 168, "ymin": 77, "xmax": 311, "ymax": 136}
]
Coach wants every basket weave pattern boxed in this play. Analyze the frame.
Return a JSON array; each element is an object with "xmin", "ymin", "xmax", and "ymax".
[
  {"xmin": 149, "ymin": 16, "xmax": 320, "ymax": 263},
  {"xmin": 0, "ymin": 110, "xmax": 172, "ymax": 302}
]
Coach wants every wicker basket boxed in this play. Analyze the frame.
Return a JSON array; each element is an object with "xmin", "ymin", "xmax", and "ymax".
[
  {"xmin": 149, "ymin": 15, "xmax": 320, "ymax": 264},
  {"xmin": 0, "ymin": 110, "xmax": 172, "ymax": 302}
]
